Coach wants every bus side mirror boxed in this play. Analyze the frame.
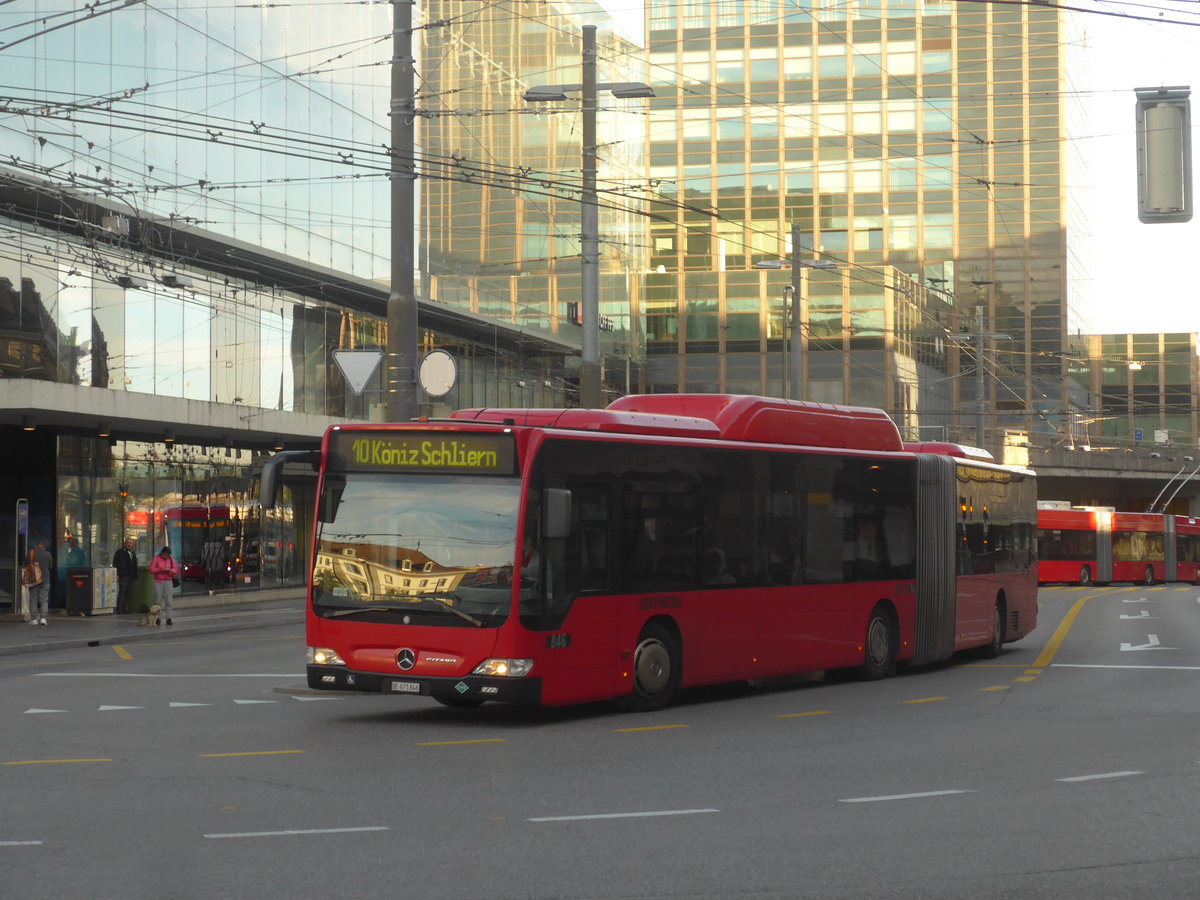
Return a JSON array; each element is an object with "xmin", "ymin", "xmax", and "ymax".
[
  {"xmin": 259, "ymin": 450, "xmax": 320, "ymax": 509},
  {"xmin": 543, "ymin": 488, "xmax": 572, "ymax": 541}
]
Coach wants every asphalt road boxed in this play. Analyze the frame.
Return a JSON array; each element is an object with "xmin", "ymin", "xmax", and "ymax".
[{"xmin": 3, "ymin": 583, "xmax": 1200, "ymax": 899}]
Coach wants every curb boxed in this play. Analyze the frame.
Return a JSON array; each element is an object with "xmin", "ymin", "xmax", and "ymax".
[{"xmin": 0, "ymin": 611, "xmax": 306, "ymax": 657}]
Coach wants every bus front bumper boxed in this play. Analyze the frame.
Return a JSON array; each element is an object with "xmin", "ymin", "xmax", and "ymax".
[{"xmin": 306, "ymin": 665, "xmax": 542, "ymax": 705}]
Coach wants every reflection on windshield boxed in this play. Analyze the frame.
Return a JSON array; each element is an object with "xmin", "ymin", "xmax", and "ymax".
[{"xmin": 312, "ymin": 474, "xmax": 521, "ymax": 623}]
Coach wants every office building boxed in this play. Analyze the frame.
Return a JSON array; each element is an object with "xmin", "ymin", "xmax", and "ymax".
[{"xmin": 641, "ymin": 0, "xmax": 1071, "ymax": 450}]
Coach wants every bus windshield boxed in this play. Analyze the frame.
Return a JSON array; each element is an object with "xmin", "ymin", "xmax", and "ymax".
[{"xmin": 311, "ymin": 473, "xmax": 522, "ymax": 626}]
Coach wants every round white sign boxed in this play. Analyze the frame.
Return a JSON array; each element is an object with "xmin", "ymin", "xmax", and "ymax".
[{"xmin": 418, "ymin": 349, "xmax": 457, "ymax": 398}]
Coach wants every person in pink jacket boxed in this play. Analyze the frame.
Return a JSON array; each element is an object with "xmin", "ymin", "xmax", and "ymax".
[{"xmin": 149, "ymin": 546, "xmax": 180, "ymax": 626}]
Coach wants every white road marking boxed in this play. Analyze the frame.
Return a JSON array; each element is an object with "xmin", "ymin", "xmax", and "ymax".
[
  {"xmin": 528, "ymin": 808, "xmax": 719, "ymax": 823},
  {"xmin": 35, "ymin": 673, "xmax": 303, "ymax": 678},
  {"xmin": 233, "ymin": 699, "xmax": 277, "ymax": 705},
  {"xmin": 838, "ymin": 790, "xmax": 973, "ymax": 804},
  {"xmin": 1053, "ymin": 663, "xmax": 1200, "ymax": 671},
  {"xmin": 1120, "ymin": 635, "xmax": 1174, "ymax": 651},
  {"xmin": 169, "ymin": 702, "xmax": 211, "ymax": 708},
  {"xmin": 1120, "ymin": 611, "xmax": 1155, "ymax": 619},
  {"xmin": 1056, "ymin": 771, "xmax": 1143, "ymax": 783},
  {"xmin": 23, "ymin": 709, "xmax": 66, "ymax": 714},
  {"xmin": 204, "ymin": 827, "xmax": 388, "ymax": 839},
  {"xmin": 1122, "ymin": 598, "xmax": 1151, "ymax": 604},
  {"xmin": 0, "ymin": 841, "xmax": 43, "ymax": 847},
  {"xmin": 97, "ymin": 705, "xmax": 143, "ymax": 711},
  {"xmin": 292, "ymin": 696, "xmax": 340, "ymax": 702}
]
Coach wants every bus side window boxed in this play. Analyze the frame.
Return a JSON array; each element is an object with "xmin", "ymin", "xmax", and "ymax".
[{"xmin": 564, "ymin": 483, "xmax": 610, "ymax": 593}]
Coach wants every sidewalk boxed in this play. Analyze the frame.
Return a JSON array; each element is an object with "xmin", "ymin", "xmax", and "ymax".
[{"xmin": 0, "ymin": 587, "xmax": 307, "ymax": 657}]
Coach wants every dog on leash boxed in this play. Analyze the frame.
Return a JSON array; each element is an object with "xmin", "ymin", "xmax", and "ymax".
[{"xmin": 138, "ymin": 604, "xmax": 162, "ymax": 627}]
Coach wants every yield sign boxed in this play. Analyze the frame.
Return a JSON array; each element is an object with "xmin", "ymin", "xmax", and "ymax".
[{"xmin": 333, "ymin": 350, "xmax": 384, "ymax": 395}]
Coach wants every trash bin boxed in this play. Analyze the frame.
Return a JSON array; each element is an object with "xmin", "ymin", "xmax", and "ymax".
[{"xmin": 65, "ymin": 566, "xmax": 118, "ymax": 616}]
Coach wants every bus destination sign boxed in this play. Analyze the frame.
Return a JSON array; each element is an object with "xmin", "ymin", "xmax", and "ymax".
[{"xmin": 329, "ymin": 431, "xmax": 516, "ymax": 475}]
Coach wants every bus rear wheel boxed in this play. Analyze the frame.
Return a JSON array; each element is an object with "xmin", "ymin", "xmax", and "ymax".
[
  {"xmin": 626, "ymin": 623, "xmax": 680, "ymax": 712},
  {"xmin": 1143, "ymin": 566, "xmax": 1154, "ymax": 586},
  {"xmin": 861, "ymin": 605, "xmax": 896, "ymax": 681},
  {"xmin": 981, "ymin": 600, "xmax": 1005, "ymax": 659},
  {"xmin": 1078, "ymin": 566, "xmax": 1092, "ymax": 586}
]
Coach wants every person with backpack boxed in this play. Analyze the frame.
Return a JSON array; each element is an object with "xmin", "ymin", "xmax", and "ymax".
[{"xmin": 26, "ymin": 540, "xmax": 52, "ymax": 626}]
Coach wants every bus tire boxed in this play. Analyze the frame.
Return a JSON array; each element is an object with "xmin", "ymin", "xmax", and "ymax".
[
  {"xmin": 1078, "ymin": 566, "xmax": 1092, "ymax": 586},
  {"xmin": 981, "ymin": 598, "xmax": 1005, "ymax": 659},
  {"xmin": 1143, "ymin": 565, "xmax": 1154, "ymax": 586},
  {"xmin": 626, "ymin": 622, "xmax": 681, "ymax": 712},
  {"xmin": 861, "ymin": 604, "xmax": 896, "ymax": 681}
]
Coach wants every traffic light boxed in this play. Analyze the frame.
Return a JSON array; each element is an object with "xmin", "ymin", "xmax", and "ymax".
[{"xmin": 1135, "ymin": 86, "xmax": 1192, "ymax": 223}]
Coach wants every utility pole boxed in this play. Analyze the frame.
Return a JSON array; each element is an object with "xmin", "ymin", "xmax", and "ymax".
[
  {"xmin": 950, "ymin": 305, "xmax": 1009, "ymax": 451},
  {"xmin": 579, "ymin": 24, "xmax": 601, "ymax": 409},
  {"xmin": 385, "ymin": 0, "xmax": 418, "ymax": 422},
  {"xmin": 522, "ymin": 31, "xmax": 653, "ymax": 408},
  {"xmin": 789, "ymin": 222, "xmax": 803, "ymax": 401}
]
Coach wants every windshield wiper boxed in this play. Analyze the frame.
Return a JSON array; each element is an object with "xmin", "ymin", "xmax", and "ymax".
[
  {"xmin": 324, "ymin": 594, "xmax": 483, "ymax": 627},
  {"xmin": 325, "ymin": 605, "xmax": 410, "ymax": 618},
  {"xmin": 403, "ymin": 593, "xmax": 484, "ymax": 627}
]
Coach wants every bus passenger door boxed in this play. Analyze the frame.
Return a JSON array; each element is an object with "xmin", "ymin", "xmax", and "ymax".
[{"xmin": 531, "ymin": 481, "xmax": 623, "ymax": 704}]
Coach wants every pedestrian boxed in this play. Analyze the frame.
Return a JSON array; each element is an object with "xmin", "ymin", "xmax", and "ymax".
[
  {"xmin": 112, "ymin": 537, "xmax": 138, "ymax": 614},
  {"xmin": 27, "ymin": 539, "xmax": 53, "ymax": 626},
  {"xmin": 149, "ymin": 546, "xmax": 180, "ymax": 626}
]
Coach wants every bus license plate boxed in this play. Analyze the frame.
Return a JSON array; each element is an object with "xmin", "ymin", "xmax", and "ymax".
[{"xmin": 390, "ymin": 680, "xmax": 421, "ymax": 694}]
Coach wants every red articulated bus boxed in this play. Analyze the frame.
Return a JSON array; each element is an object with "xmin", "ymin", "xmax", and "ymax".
[
  {"xmin": 1035, "ymin": 505, "xmax": 1181, "ymax": 586},
  {"xmin": 262, "ymin": 394, "xmax": 1038, "ymax": 710}
]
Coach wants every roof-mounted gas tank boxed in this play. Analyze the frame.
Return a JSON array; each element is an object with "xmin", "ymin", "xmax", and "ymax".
[
  {"xmin": 449, "ymin": 407, "xmax": 721, "ymax": 439},
  {"xmin": 608, "ymin": 394, "xmax": 903, "ymax": 451}
]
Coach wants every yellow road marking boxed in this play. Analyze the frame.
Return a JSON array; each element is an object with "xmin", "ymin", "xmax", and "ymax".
[
  {"xmin": 4, "ymin": 758, "xmax": 113, "ymax": 766},
  {"xmin": 1024, "ymin": 669, "xmax": 1043, "ymax": 675},
  {"xmin": 611, "ymin": 724, "xmax": 689, "ymax": 733},
  {"xmin": 112, "ymin": 645, "xmax": 132, "ymax": 661},
  {"xmin": 958, "ymin": 663, "xmax": 1028, "ymax": 669},
  {"xmin": 1013, "ymin": 675, "xmax": 1037, "ymax": 683},
  {"xmin": 774, "ymin": 710, "xmax": 833, "ymax": 719},
  {"xmin": 1031, "ymin": 593, "xmax": 1095, "ymax": 669},
  {"xmin": 980, "ymin": 686, "xmax": 1010, "ymax": 692},
  {"xmin": 415, "ymin": 738, "xmax": 508, "ymax": 746},
  {"xmin": 903, "ymin": 696, "xmax": 947, "ymax": 704},
  {"xmin": 198, "ymin": 750, "xmax": 305, "ymax": 758}
]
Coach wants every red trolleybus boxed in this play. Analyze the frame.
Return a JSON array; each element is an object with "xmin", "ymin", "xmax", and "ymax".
[
  {"xmin": 1036, "ymin": 505, "xmax": 1168, "ymax": 586},
  {"xmin": 1173, "ymin": 516, "xmax": 1200, "ymax": 584},
  {"xmin": 262, "ymin": 395, "xmax": 1037, "ymax": 710},
  {"xmin": 1036, "ymin": 504, "xmax": 1108, "ymax": 586}
]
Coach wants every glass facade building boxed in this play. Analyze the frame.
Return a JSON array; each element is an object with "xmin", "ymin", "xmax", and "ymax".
[
  {"xmin": 642, "ymin": 0, "xmax": 1071, "ymax": 449},
  {"xmin": 1083, "ymin": 333, "xmax": 1200, "ymax": 449},
  {"xmin": 0, "ymin": 0, "xmax": 610, "ymax": 612},
  {"xmin": 419, "ymin": 1, "xmax": 650, "ymax": 399}
]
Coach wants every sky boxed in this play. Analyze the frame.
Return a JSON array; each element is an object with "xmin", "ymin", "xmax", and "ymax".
[
  {"xmin": 596, "ymin": 1, "xmax": 1200, "ymax": 336},
  {"xmin": 1075, "ymin": 4, "xmax": 1200, "ymax": 335}
]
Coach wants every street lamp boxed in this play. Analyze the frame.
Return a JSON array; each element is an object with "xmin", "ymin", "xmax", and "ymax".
[
  {"xmin": 754, "ymin": 224, "xmax": 837, "ymax": 401},
  {"xmin": 523, "ymin": 25, "xmax": 654, "ymax": 408}
]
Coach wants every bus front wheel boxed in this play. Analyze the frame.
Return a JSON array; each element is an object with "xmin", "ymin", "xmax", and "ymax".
[
  {"xmin": 1078, "ymin": 566, "xmax": 1092, "ymax": 586},
  {"xmin": 627, "ymin": 623, "xmax": 681, "ymax": 712},
  {"xmin": 861, "ymin": 605, "xmax": 896, "ymax": 681},
  {"xmin": 1143, "ymin": 566, "xmax": 1154, "ymax": 586}
]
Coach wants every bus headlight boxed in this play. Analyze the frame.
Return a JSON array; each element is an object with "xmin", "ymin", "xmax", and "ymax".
[
  {"xmin": 472, "ymin": 658, "xmax": 534, "ymax": 678},
  {"xmin": 308, "ymin": 646, "xmax": 346, "ymax": 666}
]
